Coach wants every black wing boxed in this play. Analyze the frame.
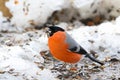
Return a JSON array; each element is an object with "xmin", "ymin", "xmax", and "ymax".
[
  {"xmin": 65, "ymin": 32, "xmax": 104, "ymax": 65},
  {"xmin": 69, "ymin": 46, "xmax": 104, "ymax": 65},
  {"xmin": 69, "ymin": 45, "xmax": 88, "ymax": 55}
]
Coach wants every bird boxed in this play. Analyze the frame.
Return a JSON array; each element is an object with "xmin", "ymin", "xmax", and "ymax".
[{"xmin": 46, "ymin": 26, "xmax": 104, "ymax": 65}]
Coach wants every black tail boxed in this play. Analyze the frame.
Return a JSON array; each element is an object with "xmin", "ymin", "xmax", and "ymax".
[
  {"xmin": 78, "ymin": 46, "xmax": 104, "ymax": 65},
  {"xmin": 85, "ymin": 53, "xmax": 104, "ymax": 65}
]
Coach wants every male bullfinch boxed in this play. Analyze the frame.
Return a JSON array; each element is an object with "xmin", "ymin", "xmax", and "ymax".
[{"xmin": 46, "ymin": 26, "xmax": 104, "ymax": 65}]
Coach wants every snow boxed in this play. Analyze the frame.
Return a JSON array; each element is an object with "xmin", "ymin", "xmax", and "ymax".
[
  {"xmin": 69, "ymin": 22, "xmax": 120, "ymax": 60},
  {"xmin": 0, "ymin": 20, "xmax": 119, "ymax": 80},
  {"xmin": 39, "ymin": 69, "xmax": 57, "ymax": 80},
  {"xmin": 0, "ymin": 0, "xmax": 120, "ymax": 31},
  {"xmin": 0, "ymin": 0, "xmax": 120, "ymax": 80},
  {"xmin": 73, "ymin": 0, "xmax": 120, "ymax": 19},
  {"xmin": 0, "ymin": 35, "xmax": 55, "ymax": 80},
  {"xmin": 0, "ymin": 30, "xmax": 54, "ymax": 80},
  {"xmin": 5, "ymin": 0, "xmax": 66, "ymax": 31},
  {"xmin": 0, "ymin": 12, "xmax": 15, "ymax": 32}
]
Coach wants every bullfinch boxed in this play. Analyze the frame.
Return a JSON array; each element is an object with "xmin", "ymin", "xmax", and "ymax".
[{"xmin": 46, "ymin": 26, "xmax": 104, "ymax": 65}]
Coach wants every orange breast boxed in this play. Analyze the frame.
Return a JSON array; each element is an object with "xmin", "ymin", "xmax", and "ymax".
[{"xmin": 48, "ymin": 31, "xmax": 82, "ymax": 63}]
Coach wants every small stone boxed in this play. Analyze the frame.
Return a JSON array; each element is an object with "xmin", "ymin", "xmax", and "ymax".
[
  {"xmin": 0, "ymin": 70, "xmax": 5, "ymax": 74},
  {"xmin": 99, "ymin": 46, "xmax": 106, "ymax": 52},
  {"xmin": 88, "ymin": 40, "xmax": 94, "ymax": 44},
  {"xmin": 109, "ymin": 58, "xmax": 119, "ymax": 62}
]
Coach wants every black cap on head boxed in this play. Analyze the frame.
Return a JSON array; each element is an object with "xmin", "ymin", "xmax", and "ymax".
[{"xmin": 47, "ymin": 26, "xmax": 65, "ymax": 36}]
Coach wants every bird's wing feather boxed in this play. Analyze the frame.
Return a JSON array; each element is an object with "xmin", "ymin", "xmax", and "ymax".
[
  {"xmin": 65, "ymin": 33, "xmax": 104, "ymax": 65},
  {"xmin": 65, "ymin": 32, "xmax": 87, "ymax": 55}
]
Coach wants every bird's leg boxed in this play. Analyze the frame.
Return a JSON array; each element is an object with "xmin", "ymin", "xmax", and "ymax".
[
  {"xmin": 60, "ymin": 62, "xmax": 67, "ymax": 70},
  {"xmin": 69, "ymin": 63, "xmax": 78, "ymax": 71}
]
